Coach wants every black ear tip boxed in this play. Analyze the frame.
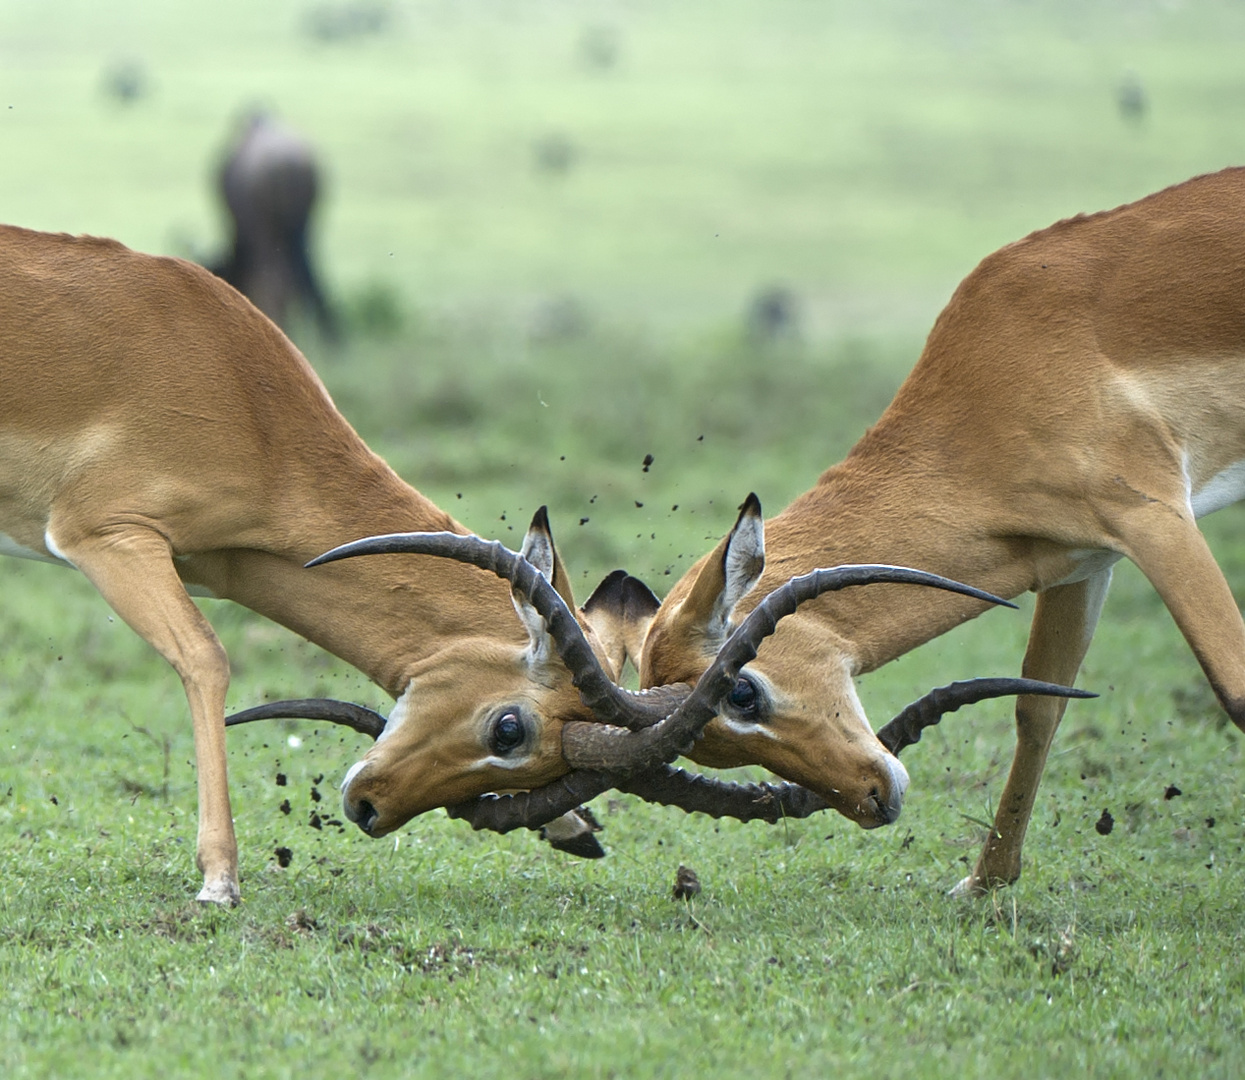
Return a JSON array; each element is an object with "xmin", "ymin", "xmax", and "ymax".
[
  {"xmin": 622, "ymin": 574, "xmax": 662, "ymax": 617},
  {"xmin": 740, "ymin": 492, "xmax": 762, "ymax": 517},
  {"xmin": 584, "ymin": 569, "xmax": 629, "ymax": 612},
  {"xmin": 530, "ymin": 506, "xmax": 551, "ymax": 532}
]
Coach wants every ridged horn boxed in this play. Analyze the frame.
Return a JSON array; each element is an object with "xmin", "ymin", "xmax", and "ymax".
[
  {"xmin": 444, "ymin": 766, "xmax": 830, "ymax": 833},
  {"xmin": 306, "ymin": 517, "xmax": 690, "ymax": 728},
  {"xmin": 224, "ymin": 699, "xmax": 387, "ymax": 740},
  {"xmin": 560, "ymin": 563, "xmax": 1019, "ymax": 772},
  {"xmin": 877, "ymin": 677, "xmax": 1097, "ymax": 756}
]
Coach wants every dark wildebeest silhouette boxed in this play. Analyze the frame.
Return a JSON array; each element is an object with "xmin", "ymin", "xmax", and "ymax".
[{"xmin": 212, "ymin": 113, "xmax": 338, "ymax": 340}]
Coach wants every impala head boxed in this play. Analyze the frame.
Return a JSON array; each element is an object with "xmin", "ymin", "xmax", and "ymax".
[
  {"xmin": 331, "ymin": 509, "xmax": 622, "ymax": 837},
  {"xmin": 615, "ymin": 496, "xmax": 906, "ymax": 828},
  {"xmin": 337, "ymin": 646, "xmax": 577, "ymax": 838},
  {"xmin": 611, "ymin": 498, "xmax": 1093, "ymax": 830}
]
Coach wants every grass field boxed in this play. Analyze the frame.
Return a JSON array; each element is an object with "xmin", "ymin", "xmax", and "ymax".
[{"xmin": 4, "ymin": 1, "xmax": 1245, "ymax": 1076}]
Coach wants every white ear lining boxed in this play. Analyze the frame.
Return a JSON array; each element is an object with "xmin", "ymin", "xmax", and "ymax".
[
  {"xmin": 513, "ymin": 522, "xmax": 558, "ymax": 668},
  {"xmin": 520, "ymin": 526, "xmax": 555, "ymax": 579},
  {"xmin": 708, "ymin": 508, "xmax": 765, "ymax": 638}
]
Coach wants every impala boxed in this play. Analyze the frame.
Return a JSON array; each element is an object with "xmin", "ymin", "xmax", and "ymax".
[
  {"xmin": 0, "ymin": 224, "xmax": 738, "ymax": 903},
  {"xmin": 599, "ymin": 167, "xmax": 1245, "ymax": 896}
]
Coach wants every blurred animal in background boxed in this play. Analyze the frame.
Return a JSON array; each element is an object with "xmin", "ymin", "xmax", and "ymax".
[
  {"xmin": 746, "ymin": 284, "xmax": 801, "ymax": 342},
  {"xmin": 1116, "ymin": 71, "xmax": 1148, "ymax": 123},
  {"xmin": 100, "ymin": 58, "xmax": 149, "ymax": 106},
  {"xmin": 210, "ymin": 112, "xmax": 339, "ymax": 341}
]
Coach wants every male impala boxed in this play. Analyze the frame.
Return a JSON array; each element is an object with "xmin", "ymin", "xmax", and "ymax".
[
  {"xmin": 612, "ymin": 167, "xmax": 1245, "ymax": 896},
  {"xmin": 0, "ymin": 224, "xmax": 745, "ymax": 903}
]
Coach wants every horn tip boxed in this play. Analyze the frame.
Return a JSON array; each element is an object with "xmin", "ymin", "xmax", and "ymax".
[{"xmin": 305, "ymin": 547, "xmax": 346, "ymax": 568}]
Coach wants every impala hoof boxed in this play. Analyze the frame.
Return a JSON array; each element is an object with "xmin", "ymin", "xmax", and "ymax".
[{"xmin": 196, "ymin": 876, "xmax": 241, "ymax": 907}]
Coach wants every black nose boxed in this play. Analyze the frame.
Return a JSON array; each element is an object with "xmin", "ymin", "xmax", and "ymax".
[{"xmin": 356, "ymin": 800, "xmax": 379, "ymax": 835}]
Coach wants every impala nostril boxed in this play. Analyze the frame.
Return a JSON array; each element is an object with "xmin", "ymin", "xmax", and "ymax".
[{"xmin": 356, "ymin": 800, "xmax": 379, "ymax": 836}]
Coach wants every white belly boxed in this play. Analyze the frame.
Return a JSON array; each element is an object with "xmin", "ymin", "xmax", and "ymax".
[
  {"xmin": 0, "ymin": 531, "xmax": 71, "ymax": 567},
  {"xmin": 1048, "ymin": 548, "xmax": 1123, "ymax": 588},
  {"xmin": 0, "ymin": 530, "xmax": 217, "ymax": 598},
  {"xmin": 1190, "ymin": 459, "xmax": 1245, "ymax": 519}
]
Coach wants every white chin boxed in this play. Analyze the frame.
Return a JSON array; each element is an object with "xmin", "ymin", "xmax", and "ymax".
[{"xmin": 884, "ymin": 754, "xmax": 910, "ymax": 809}]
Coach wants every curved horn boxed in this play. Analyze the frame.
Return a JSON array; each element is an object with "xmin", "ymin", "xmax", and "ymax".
[
  {"xmin": 225, "ymin": 699, "xmax": 388, "ymax": 741},
  {"xmin": 444, "ymin": 770, "xmax": 615, "ymax": 834},
  {"xmin": 876, "ymin": 677, "xmax": 1097, "ymax": 756},
  {"xmin": 306, "ymin": 524, "xmax": 690, "ymax": 728},
  {"xmin": 561, "ymin": 563, "xmax": 1019, "ymax": 772},
  {"xmin": 445, "ymin": 766, "xmax": 829, "ymax": 833},
  {"xmin": 614, "ymin": 767, "xmax": 830, "ymax": 823}
]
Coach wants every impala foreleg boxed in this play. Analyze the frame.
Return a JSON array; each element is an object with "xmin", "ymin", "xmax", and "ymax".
[
  {"xmin": 1119, "ymin": 511, "xmax": 1245, "ymax": 728},
  {"xmin": 955, "ymin": 570, "xmax": 1111, "ymax": 898},
  {"xmin": 48, "ymin": 518, "xmax": 239, "ymax": 905}
]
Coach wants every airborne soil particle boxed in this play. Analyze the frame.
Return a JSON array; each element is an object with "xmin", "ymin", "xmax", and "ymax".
[{"xmin": 672, "ymin": 864, "xmax": 701, "ymax": 900}]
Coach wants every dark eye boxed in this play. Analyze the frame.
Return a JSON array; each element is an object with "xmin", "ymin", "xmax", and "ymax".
[
  {"xmin": 491, "ymin": 711, "xmax": 527, "ymax": 754},
  {"xmin": 727, "ymin": 676, "xmax": 758, "ymax": 716}
]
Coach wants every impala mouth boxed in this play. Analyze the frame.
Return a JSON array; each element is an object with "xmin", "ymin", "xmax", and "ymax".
[
  {"xmin": 346, "ymin": 798, "xmax": 380, "ymax": 836},
  {"xmin": 849, "ymin": 755, "xmax": 909, "ymax": 829},
  {"xmin": 860, "ymin": 790, "xmax": 898, "ymax": 828}
]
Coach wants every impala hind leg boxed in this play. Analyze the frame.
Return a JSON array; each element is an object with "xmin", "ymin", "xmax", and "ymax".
[
  {"xmin": 47, "ymin": 520, "xmax": 239, "ymax": 905},
  {"xmin": 954, "ymin": 570, "xmax": 1111, "ymax": 898}
]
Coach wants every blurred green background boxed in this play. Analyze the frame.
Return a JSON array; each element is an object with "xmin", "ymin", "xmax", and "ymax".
[
  {"xmin": 6, "ymin": 3, "xmax": 1245, "ymax": 1077},
  {"xmin": 6, "ymin": 0, "xmax": 1245, "ymax": 581}
]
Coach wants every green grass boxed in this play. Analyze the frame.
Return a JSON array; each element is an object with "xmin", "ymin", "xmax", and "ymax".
[{"xmin": 5, "ymin": 1, "xmax": 1245, "ymax": 1076}]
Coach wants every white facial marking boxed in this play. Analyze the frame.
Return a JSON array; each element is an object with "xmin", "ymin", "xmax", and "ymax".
[
  {"xmin": 1191, "ymin": 459, "xmax": 1245, "ymax": 519},
  {"xmin": 340, "ymin": 758, "xmax": 368, "ymax": 794},
  {"xmin": 375, "ymin": 685, "xmax": 414, "ymax": 746},
  {"xmin": 842, "ymin": 678, "xmax": 879, "ymax": 740},
  {"xmin": 717, "ymin": 717, "xmax": 779, "ymax": 739},
  {"xmin": 468, "ymin": 752, "xmax": 535, "ymax": 772}
]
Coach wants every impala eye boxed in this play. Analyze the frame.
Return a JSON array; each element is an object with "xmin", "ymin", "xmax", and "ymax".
[
  {"xmin": 491, "ymin": 711, "xmax": 527, "ymax": 755},
  {"xmin": 727, "ymin": 676, "xmax": 758, "ymax": 716}
]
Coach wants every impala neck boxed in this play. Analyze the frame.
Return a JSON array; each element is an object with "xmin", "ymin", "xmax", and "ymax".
[
  {"xmin": 177, "ymin": 462, "xmax": 521, "ymax": 698},
  {"xmin": 745, "ymin": 425, "xmax": 1045, "ymax": 675}
]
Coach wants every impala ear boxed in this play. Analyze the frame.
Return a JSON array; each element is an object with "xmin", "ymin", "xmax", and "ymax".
[
  {"xmin": 672, "ymin": 493, "xmax": 765, "ymax": 645},
  {"xmin": 583, "ymin": 570, "xmax": 662, "ymax": 677},
  {"xmin": 514, "ymin": 506, "xmax": 589, "ymax": 669},
  {"xmin": 511, "ymin": 507, "xmax": 565, "ymax": 666}
]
